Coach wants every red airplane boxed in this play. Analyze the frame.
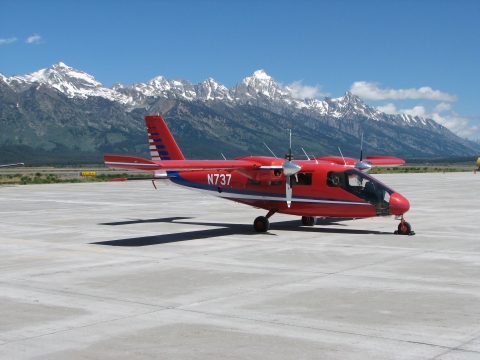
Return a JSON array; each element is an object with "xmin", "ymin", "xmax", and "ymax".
[{"xmin": 104, "ymin": 115, "xmax": 413, "ymax": 235}]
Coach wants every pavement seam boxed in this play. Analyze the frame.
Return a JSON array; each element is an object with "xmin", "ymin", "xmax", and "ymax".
[
  {"xmin": 172, "ymin": 307, "xmax": 480, "ymax": 356},
  {"xmin": 0, "ymin": 308, "xmax": 164, "ymax": 345},
  {"xmin": 430, "ymin": 330, "xmax": 480, "ymax": 359}
]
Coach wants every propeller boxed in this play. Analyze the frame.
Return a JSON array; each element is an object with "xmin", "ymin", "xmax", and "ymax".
[
  {"xmin": 354, "ymin": 133, "xmax": 372, "ymax": 172},
  {"xmin": 283, "ymin": 129, "xmax": 301, "ymax": 208}
]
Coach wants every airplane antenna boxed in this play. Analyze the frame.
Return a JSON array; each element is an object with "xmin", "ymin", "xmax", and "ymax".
[
  {"xmin": 301, "ymin": 147, "xmax": 310, "ymax": 160},
  {"xmin": 301, "ymin": 147, "xmax": 317, "ymax": 163},
  {"xmin": 263, "ymin": 142, "xmax": 277, "ymax": 158},
  {"xmin": 221, "ymin": 153, "xmax": 227, "ymax": 160},
  {"xmin": 360, "ymin": 133, "xmax": 364, "ymax": 161},
  {"xmin": 338, "ymin": 147, "xmax": 347, "ymax": 166}
]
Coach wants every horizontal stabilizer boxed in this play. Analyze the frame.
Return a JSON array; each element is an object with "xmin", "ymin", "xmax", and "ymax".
[
  {"xmin": 104, "ymin": 155, "xmax": 163, "ymax": 171},
  {"xmin": 108, "ymin": 177, "xmax": 175, "ymax": 182},
  {"xmin": 104, "ymin": 154, "xmax": 263, "ymax": 172}
]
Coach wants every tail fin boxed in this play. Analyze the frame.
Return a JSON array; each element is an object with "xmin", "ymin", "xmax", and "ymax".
[{"xmin": 145, "ymin": 115, "xmax": 185, "ymax": 160}]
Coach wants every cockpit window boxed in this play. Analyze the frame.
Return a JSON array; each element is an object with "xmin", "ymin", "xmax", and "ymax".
[{"xmin": 327, "ymin": 169, "xmax": 392, "ymax": 215}]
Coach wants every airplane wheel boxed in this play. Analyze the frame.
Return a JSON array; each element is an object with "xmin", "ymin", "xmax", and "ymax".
[
  {"xmin": 397, "ymin": 221, "xmax": 411, "ymax": 235},
  {"xmin": 301, "ymin": 216, "xmax": 317, "ymax": 226},
  {"xmin": 254, "ymin": 216, "xmax": 270, "ymax": 232}
]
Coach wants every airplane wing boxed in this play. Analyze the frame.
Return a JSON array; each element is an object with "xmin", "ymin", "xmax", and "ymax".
[
  {"xmin": 315, "ymin": 156, "xmax": 357, "ymax": 166},
  {"xmin": 104, "ymin": 155, "xmax": 263, "ymax": 172},
  {"xmin": 364, "ymin": 156, "xmax": 405, "ymax": 166},
  {"xmin": 315, "ymin": 156, "xmax": 405, "ymax": 167}
]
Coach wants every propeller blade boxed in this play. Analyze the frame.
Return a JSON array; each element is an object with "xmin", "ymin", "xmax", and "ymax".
[
  {"xmin": 286, "ymin": 175, "xmax": 292, "ymax": 208},
  {"xmin": 283, "ymin": 161, "xmax": 300, "ymax": 208},
  {"xmin": 282, "ymin": 129, "xmax": 300, "ymax": 208},
  {"xmin": 354, "ymin": 133, "xmax": 372, "ymax": 171}
]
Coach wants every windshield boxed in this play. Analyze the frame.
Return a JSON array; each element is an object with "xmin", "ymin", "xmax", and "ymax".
[{"xmin": 327, "ymin": 169, "xmax": 391, "ymax": 215}]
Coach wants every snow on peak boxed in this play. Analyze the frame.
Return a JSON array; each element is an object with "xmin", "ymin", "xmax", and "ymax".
[
  {"xmin": 146, "ymin": 76, "xmax": 168, "ymax": 89},
  {"xmin": 196, "ymin": 77, "xmax": 232, "ymax": 101},
  {"xmin": 5, "ymin": 63, "xmax": 130, "ymax": 104},
  {"xmin": 53, "ymin": 62, "xmax": 69, "ymax": 69},
  {"xmin": 111, "ymin": 82, "xmax": 124, "ymax": 91},
  {"xmin": 240, "ymin": 70, "xmax": 275, "ymax": 86},
  {"xmin": 252, "ymin": 70, "xmax": 271, "ymax": 80}
]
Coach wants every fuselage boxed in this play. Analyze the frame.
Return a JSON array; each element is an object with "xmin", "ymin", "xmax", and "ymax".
[{"xmin": 167, "ymin": 157, "xmax": 409, "ymax": 218}]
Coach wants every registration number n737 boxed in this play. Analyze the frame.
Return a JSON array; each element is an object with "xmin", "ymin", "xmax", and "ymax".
[{"xmin": 207, "ymin": 173, "xmax": 231, "ymax": 185}]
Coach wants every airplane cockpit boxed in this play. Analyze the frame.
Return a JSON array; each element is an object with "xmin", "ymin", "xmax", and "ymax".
[{"xmin": 327, "ymin": 169, "xmax": 392, "ymax": 215}]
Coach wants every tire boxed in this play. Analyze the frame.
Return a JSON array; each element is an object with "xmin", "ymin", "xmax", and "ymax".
[
  {"xmin": 397, "ymin": 221, "xmax": 412, "ymax": 235},
  {"xmin": 301, "ymin": 216, "xmax": 317, "ymax": 226},
  {"xmin": 254, "ymin": 216, "xmax": 270, "ymax": 232}
]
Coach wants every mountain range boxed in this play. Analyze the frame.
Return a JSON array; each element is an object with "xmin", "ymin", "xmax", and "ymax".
[{"xmin": 1, "ymin": 62, "xmax": 478, "ymax": 164}]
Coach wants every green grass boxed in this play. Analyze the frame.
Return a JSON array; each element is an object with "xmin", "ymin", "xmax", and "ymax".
[
  {"xmin": 0, "ymin": 172, "xmax": 145, "ymax": 185},
  {"xmin": 368, "ymin": 166, "xmax": 475, "ymax": 174}
]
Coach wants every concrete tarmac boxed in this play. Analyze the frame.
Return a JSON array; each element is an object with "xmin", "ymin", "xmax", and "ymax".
[{"xmin": 0, "ymin": 172, "xmax": 479, "ymax": 359}]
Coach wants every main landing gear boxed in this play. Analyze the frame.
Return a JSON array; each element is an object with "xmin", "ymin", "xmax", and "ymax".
[
  {"xmin": 394, "ymin": 217, "xmax": 415, "ymax": 236},
  {"xmin": 253, "ymin": 209, "xmax": 278, "ymax": 233},
  {"xmin": 253, "ymin": 210, "xmax": 318, "ymax": 233},
  {"xmin": 301, "ymin": 216, "xmax": 317, "ymax": 226}
]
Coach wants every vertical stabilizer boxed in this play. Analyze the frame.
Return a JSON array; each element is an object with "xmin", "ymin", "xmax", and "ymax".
[{"xmin": 145, "ymin": 115, "xmax": 185, "ymax": 161}]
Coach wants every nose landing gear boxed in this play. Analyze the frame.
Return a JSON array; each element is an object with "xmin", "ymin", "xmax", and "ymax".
[{"xmin": 394, "ymin": 217, "xmax": 415, "ymax": 235}]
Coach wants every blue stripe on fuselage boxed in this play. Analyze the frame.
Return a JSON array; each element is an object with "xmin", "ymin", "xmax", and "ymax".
[{"xmin": 168, "ymin": 173, "xmax": 366, "ymax": 205}]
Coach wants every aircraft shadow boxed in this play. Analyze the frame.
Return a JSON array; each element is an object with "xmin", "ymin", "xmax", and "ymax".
[
  {"xmin": 92, "ymin": 217, "xmax": 390, "ymax": 247},
  {"xmin": 99, "ymin": 217, "xmax": 193, "ymax": 226}
]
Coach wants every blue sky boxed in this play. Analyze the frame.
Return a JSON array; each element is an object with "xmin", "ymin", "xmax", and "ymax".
[{"xmin": 1, "ymin": 0, "xmax": 479, "ymax": 140}]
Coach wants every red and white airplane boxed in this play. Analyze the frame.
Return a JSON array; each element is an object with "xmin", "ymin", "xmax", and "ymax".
[{"xmin": 104, "ymin": 115, "xmax": 413, "ymax": 235}]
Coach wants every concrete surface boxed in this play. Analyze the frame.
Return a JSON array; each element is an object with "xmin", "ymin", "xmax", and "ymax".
[{"xmin": 0, "ymin": 172, "xmax": 479, "ymax": 359}]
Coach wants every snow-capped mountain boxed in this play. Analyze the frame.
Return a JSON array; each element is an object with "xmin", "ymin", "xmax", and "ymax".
[
  {"xmin": 4, "ymin": 62, "xmax": 130, "ymax": 104},
  {"xmin": 0, "ymin": 63, "xmax": 440, "ymax": 132}
]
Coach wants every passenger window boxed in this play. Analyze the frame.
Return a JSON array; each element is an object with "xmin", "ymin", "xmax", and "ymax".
[
  {"xmin": 292, "ymin": 173, "xmax": 312, "ymax": 186},
  {"xmin": 268, "ymin": 180, "xmax": 282, "ymax": 186}
]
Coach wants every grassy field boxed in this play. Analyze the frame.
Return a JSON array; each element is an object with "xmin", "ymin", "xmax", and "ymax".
[
  {"xmin": 0, "ymin": 172, "xmax": 148, "ymax": 185},
  {"xmin": 368, "ymin": 165, "xmax": 477, "ymax": 174}
]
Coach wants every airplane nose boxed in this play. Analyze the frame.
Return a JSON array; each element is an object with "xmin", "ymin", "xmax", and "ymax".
[{"xmin": 389, "ymin": 192, "xmax": 410, "ymax": 215}]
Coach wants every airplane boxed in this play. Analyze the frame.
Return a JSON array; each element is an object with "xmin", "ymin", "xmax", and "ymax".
[
  {"xmin": 477, "ymin": 157, "xmax": 480, "ymax": 170},
  {"xmin": 0, "ymin": 163, "xmax": 24, "ymax": 168},
  {"xmin": 104, "ymin": 115, "xmax": 413, "ymax": 235}
]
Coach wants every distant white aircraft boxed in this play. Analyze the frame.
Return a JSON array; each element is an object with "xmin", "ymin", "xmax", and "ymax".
[{"xmin": 0, "ymin": 163, "xmax": 25, "ymax": 168}]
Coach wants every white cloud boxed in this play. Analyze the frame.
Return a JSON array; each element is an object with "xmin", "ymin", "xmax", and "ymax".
[
  {"xmin": 285, "ymin": 80, "xmax": 329, "ymax": 100},
  {"xmin": 26, "ymin": 34, "xmax": 41, "ymax": 44},
  {"xmin": 378, "ymin": 102, "xmax": 480, "ymax": 139},
  {"xmin": 376, "ymin": 103, "xmax": 397, "ymax": 114},
  {"xmin": 0, "ymin": 37, "xmax": 17, "ymax": 45},
  {"xmin": 350, "ymin": 81, "xmax": 458, "ymax": 102}
]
